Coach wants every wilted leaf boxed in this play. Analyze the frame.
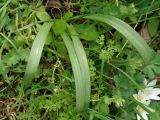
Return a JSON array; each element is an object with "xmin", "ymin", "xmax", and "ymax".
[{"xmin": 140, "ymin": 24, "xmax": 151, "ymax": 43}]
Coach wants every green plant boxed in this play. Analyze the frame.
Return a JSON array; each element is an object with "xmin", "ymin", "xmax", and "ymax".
[{"xmin": 1, "ymin": 0, "xmax": 160, "ymax": 119}]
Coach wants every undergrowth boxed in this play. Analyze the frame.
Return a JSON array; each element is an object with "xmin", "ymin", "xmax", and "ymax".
[{"xmin": 0, "ymin": 0, "xmax": 160, "ymax": 120}]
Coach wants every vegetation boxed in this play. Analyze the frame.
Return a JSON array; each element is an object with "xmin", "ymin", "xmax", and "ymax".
[{"xmin": 0, "ymin": 0, "xmax": 160, "ymax": 119}]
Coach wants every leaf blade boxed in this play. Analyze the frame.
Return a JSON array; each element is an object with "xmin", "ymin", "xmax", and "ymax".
[
  {"xmin": 22, "ymin": 22, "xmax": 53, "ymax": 88},
  {"xmin": 67, "ymin": 25, "xmax": 91, "ymax": 110},
  {"xmin": 84, "ymin": 14, "xmax": 153, "ymax": 64},
  {"xmin": 61, "ymin": 32, "xmax": 85, "ymax": 112}
]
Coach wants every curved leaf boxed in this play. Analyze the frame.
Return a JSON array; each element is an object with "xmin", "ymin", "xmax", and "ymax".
[
  {"xmin": 61, "ymin": 32, "xmax": 84, "ymax": 111},
  {"xmin": 61, "ymin": 26, "xmax": 90, "ymax": 112},
  {"xmin": 84, "ymin": 14, "xmax": 153, "ymax": 64},
  {"xmin": 22, "ymin": 22, "xmax": 53, "ymax": 88},
  {"xmin": 67, "ymin": 25, "xmax": 91, "ymax": 111}
]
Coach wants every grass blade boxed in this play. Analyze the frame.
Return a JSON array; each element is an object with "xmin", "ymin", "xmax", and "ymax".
[
  {"xmin": 22, "ymin": 22, "xmax": 53, "ymax": 88},
  {"xmin": 108, "ymin": 62, "xmax": 140, "ymax": 89},
  {"xmin": 83, "ymin": 14, "xmax": 153, "ymax": 64},
  {"xmin": 0, "ymin": 32, "xmax": 17, "ymax": 50},
  {"xmin": 67, "ymin": 25, "xmax": 91, "ymax": 110},
  {"xmin": 0, "ymin": 0, "xmax": 12, "ymax": 13},
  {"xmin": 88, "ymin": 109, "xmax": 114, "ymax": 120}
]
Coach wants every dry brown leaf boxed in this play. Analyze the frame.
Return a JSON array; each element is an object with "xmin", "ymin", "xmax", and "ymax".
[
  {"xmin": 45, "ymin": 0, "xmax": 63, "ymax": 8},
  {"xmin": 140, "ymin": 23, "xmax": 151, "ymax": 43}
]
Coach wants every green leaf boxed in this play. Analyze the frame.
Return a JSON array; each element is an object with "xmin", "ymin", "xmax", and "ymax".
[
  {"xmin": 11, "ymin": 0, "xmax": 19, "ymax": 5},
  {"xmin": 143, "ymin": 53, "xmax": 160, "ymax": 79},
  {"xmin": 80, "ymin": 31, "xmax": 98, "ymax": 41},
  {"xmin": 55, "ymin": 42, "xmax": 68, "ymax": 58},
  {"xmin": 88, "ymin": 109, "xmax": 114, "ymax": 120},
  {"xmin": 74, "ymin": 24, "xmax": 99, "ymax": 41},
  {"xmin": 99, "ymin": 103, "xmax": 110, "ymax": 115},
  {"xmin": 151, "ymin": 53, "xmax": 160, "ymax": 65},
  {"xmin": 61, "ymin": 25, "xmax": 91, "ymax": 112},
  {"xmin": 45, "ymin": 32, "xmax": 53, "ymax": 45},
  {"xmin": 18, "ymin": 48, "xmax": 30, "ymax": 61},
  {"xmin": 0, "ymin": 0, "xmax": 12, "ymax": 13},
  {"xmin": 61, "ymin": 32, "xmax": 84, "ymax": 111},
  {"xmin": 36, "ymin": 6, "xmax": 51, "ymax": 21},
  {"xmin": 14, "ymin": 35, "xmax": 25, "ymax": 48},
  {"xmin": 152, "ymin": 65, "xmax": 160, "ymax": 74},
  {"xmin": 114, "ymin": 74, "xmax": 135, "ymax": 97},
  {"xmin": 22, "ymin": 22, "xmax": 53, "ymax": 88},
  {"xmin": 148, "ymin": 17, "xmax": 159, "ymax": 37},
  {"xmin": 0, "ymin": 43, "xmax": 9, "ymax": 84},
  {"xmin": 3, "ymin": 51, "xmax": 18, "ymax": 66},
  {"xmin": 67, "ymin": 25, "xmax": 91, "ymax": 111},
  {"xmin": 0, "ymin": 7, "xmax": 8, "ymax": 31},
  {"xmin": 149, "ymin": 102, "xmax": 160, "ymax": 120},
  {"xmin": 2, "ymin": 49, "xmax": 29, "ymax": 66},
  {"xmin": 62, "ymin": 12, "xmax": 73, "ymax": 21},
  {"xmin": 0, "ymin": 32, "xmax": 17, "ymax": 50},
  {"xmin": 109, "ymin": 62, "xmax": 140, "ymax": 89},
  {"xmin": 144, "ymin": 65, "xmax": 156, "ymax": 79},
  {"xmin": 83, "ymin": 14, "xmax": 153, "ymax": 64},
  {"xmin": 53, "ymin": 20, "xmax": 67, "ymax": 35}
]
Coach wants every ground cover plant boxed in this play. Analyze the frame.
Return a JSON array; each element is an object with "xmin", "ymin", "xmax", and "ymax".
[{"xmin": 0, "ymin": 0, "xmax": 160, "ymax": 119}]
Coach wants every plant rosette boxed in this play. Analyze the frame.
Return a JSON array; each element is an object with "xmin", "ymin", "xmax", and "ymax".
[{"xmin": 133, "ymin": 79, "xmax": 160, "ymax": 120}]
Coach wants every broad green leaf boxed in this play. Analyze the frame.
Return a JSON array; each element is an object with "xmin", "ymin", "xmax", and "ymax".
[
  {"xmin": 14, "ymin": 35, "xmax": 25, "ymax": 48},
  {"xmin": 79, "ymin": 30, "xmax": 99, "ymax": 41},
  {"xmin": 2, "ymin": 48, "xmax": 29, "ymax": 66},
  {"xmin": 54, "ymin": 42, "xmax": 68, "ymax": 58},
  {"xmin": 74, "ymin": 24, "xmax": 99, "ymax": 41},
  {"xmin": 3, "ymin": 50, "xmax": 19, "ymax": 66},
  {"xmin": 152, "ymin": 53, "xmax": 160, "ymax": 65},
  {"xmin": 67, "ymin": 25, "xmax": 91, "ymax": 111},
  {"xmin": 143, "ymin": 53, "xmax": 160, "ymax": 79},
  {"xmin": 36, "ymin": 6, "xmax": 51, "ymax": 21},
  {"xmin": 45, "ymin": 32, "xmax": 53, "ymax": 45},
  {"xmin": 83, "ymin": 14, "xmax": 153, "ymax": 64},
  {"xmin": 62, "ymin": 12, "xmax": 73, "ymax": 21},
  {"xmin": 144, "ymin": 65, "xmax": 156, "ymax": 79},
  {"xmin": 148, "ymin": 17, "xmax": 159, "ymax": 37},
  {"xmin": 99, "ymin": 103, "xmax": 110, "ymax": 115},
  {"xmin": 53, "ymin": 20, "xmax": 67, "ymax": 35},
  {"xmin": 22, "ymin": 22, "xmax": 53, "ymax": 88}
]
